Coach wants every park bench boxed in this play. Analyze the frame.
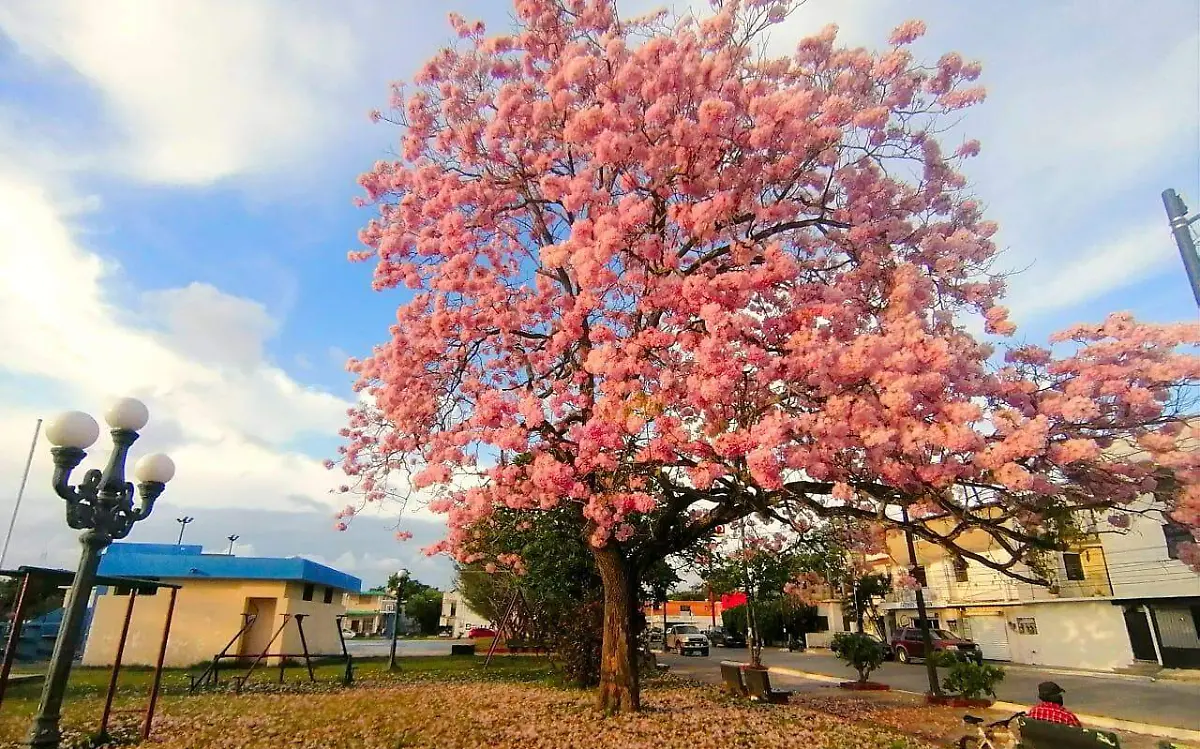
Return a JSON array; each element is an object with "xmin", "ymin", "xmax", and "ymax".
[
  {"xmin": 743, "ymin": 667, "xmax": 791, "ymax": 704},
  {"xmin": 450, "ymin": 643, "xmax": 476, "ymax": 656},
  {"xmin": 1016, "ymin": 717, "xmax": 1121, "ymax": 748},
  {"xmin": 720, "ymin": 661, "xmax": 747, "ymax": 697}
]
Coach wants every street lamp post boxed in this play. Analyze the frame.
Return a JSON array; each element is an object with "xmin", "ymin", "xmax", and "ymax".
[
  {"xmin": 175, "ymin": 516, "xmax": 194, "ymax": 546},
  {"xmin": 226, "ymin": 534, "xmax": 240, "ymax": 555},
  {"xmin": 25, "ymin": 398, "xmax": 175, "ymax": 749}
]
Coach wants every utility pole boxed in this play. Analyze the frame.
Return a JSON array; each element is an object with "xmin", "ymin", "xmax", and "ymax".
[
  {"xmin": 226, "ymin": 535, "xmax": 240, "ymax": 555},
  {"xmin": 901, "ymin": 506, "xmax": 941, "ymax": 697},
  {"xmin": 1162, "ymin": 189, "xmax": 1200, "ymax": 307}
]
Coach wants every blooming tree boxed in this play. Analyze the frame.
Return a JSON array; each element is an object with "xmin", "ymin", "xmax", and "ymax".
[{"xmin": 337, "ymin": 0, "xmax": 1200, "ymax": 712}]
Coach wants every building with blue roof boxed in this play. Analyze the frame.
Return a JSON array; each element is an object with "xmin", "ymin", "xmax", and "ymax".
[{"xmin": 83, "ymin": 542, "xmax": 362, "ymax": 668}]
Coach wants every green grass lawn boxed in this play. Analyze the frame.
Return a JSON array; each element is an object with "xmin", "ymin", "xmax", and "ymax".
[{"xmin": 0, "ymin": 656, "xmax": 558, "ymax": 747}]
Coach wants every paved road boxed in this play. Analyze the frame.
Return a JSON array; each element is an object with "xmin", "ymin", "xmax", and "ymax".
[
  {"xmin": 345, "ymin": 638, "xmax": 452, "ymax": 657},
  {"xmin": 659, "ymin": 648, "xmax": 1200, "ymax": 731}
]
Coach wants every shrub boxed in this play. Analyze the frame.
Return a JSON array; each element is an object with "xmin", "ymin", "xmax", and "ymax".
[
  {"xmin": 941, "ymin": 659, "xmax": 1005, "ymax": 699},
  {"xmin": 551, "ymin": 599, "xmax": 604, "ymax": 687},
  {"xmin": 831, "ymin": 632, "xmax": 887, "ymax": 683}
]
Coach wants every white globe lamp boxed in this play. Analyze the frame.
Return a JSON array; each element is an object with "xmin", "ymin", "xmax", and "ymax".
[
  {"xmin": 134, "ymin": 453, "xmax": 176, "ymax": 484},
  {"xmin": 104, "ymin": 397, "xmax": 150, "ymax": 431},
  {"xmin": 45, "ymin": 411, "xmax": 101, "ymax": 449}
]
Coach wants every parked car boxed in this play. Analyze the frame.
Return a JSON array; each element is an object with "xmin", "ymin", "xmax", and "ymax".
[
  {"xmin": 340, "ymin": 629, "xmax": 357, "ymax": 640},
  {"xmin": 664, "ymin": 624, "xmax": 710, "ymax": 656},
  {"xmin": 467, "ymin": 627, "xmax": 497, "ymax": 639},
  {"xmin": 889, "ymin": 627, "xmax": 981, "ymax": 664},
  {"xmin": 706, "ymin": 627, "xmax": 746, "ymax": 648},
  {"xmin": 645, "ymin": 627, "xmax": 664, "ymax": 649}
]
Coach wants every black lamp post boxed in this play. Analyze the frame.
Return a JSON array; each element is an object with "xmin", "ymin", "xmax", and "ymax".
[
  {"xmin": 175, "ymin": 516, "xmax": 194, "ymax": 546},
  {"xmin": 226, "ymin": 534, "xmax": 240, "ymax": 555},
  {"xmin": 25, "ymin": 398, "xmax": 175, "ymax": 749}
]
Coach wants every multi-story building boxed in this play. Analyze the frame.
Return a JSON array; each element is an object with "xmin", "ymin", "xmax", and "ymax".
[
  {"xmin": 871, "ymin": 499, "xmax": 1200, "ymax": 672},
  {"xmin": 438, "ymin": 589, "xmax": 489, "ymax": 638},
  {"xmin": 342, "ymin": 590, "xmax": 398, "ymax": 636}
]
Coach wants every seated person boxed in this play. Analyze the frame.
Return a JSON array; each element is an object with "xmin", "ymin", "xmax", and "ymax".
[{"xmin": 1026, "ymin": 681, "xmax": 1081, "ymax": 727}]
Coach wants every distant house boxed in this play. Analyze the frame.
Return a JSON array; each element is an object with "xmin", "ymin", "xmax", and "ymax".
[
  {"xmin": 438, "ymin": 590, "xmax": 488, "ymax": 637},
  {"xmin": 643, "ymin": 599, "xmax": 723, "ymax": 630},
  {"xmin": 83, "ymin": 543, "xmax": 361, "ymax": 668},
  {"xmin": 342, "ymin": 590, "xmax": 397, "ymax": 636},
  {"xmin": 867, "ymin": 496, "xmax": 1200, "ymax": 672}
]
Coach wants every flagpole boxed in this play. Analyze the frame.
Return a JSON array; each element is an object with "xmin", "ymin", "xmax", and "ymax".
[{"xmin": 1, "ymin": 419, "xmax": 42, "ymax": 569}]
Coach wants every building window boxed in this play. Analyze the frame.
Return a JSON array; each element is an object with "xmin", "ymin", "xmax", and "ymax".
[
  {"xmin": 323, "ymin": 587, "xmax": 334, "ymax": 604},
  {"xmin": 814, "ymin": 616, "xmax": 830, "ymax": 632},
  {"xmin": 1164, "ymin": 523, "xmax": 1193, "ymax": 560},
  {"xmin": 1016, "ymin": 617, "xmax": 1038, "ymax": 635},
  {"xmin": 953, "ymin": 558, "xmax": 969, "ymax": 583},
  {"xmin": 1062, "ymin": 553, "xmax": 1085, "ymax": 581},
  {"xmin": 449, "ymin": 603, "xmax": 457, "ymax": 617},
  {"xmin": 912, "ymin": 566, "xmax": 927, "ymax": 587},
  {"xmin": 302, "ymin": 583, "xmax": 315, "ymax": 601}
]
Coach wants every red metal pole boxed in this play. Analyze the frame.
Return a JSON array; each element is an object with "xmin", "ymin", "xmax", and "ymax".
[
  {"xmin": 99, "ymin": 590, "xmax": 137, "ymax": 735},
  {"xmin": 0, "ymin": 571, "xmax": 33, "ymax": 708},
  {"xmin": 141, "ymin": 587, "xmax": 177, "ymax": 741}
]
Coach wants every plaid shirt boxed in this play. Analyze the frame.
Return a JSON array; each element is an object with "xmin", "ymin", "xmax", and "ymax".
[{"xmin": 1026, "ymin": 701, "xmax": 1082, "ymax": 727}]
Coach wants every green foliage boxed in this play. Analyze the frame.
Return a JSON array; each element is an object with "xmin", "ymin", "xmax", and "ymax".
[
  {"xmin": 0, "ymin": 575, "xmax": 66, "ymax": 620},
  {"xmin": 831, "ymin": 632, "xmax": 887, "ymax": 683},
  {"xmin": 721, "ymin": 599, "xmax": 816, "ymax": 644},
  {"xmin": 553, "ymin": 599, "xmax": 604, "ymax": 687},
  {"xmin": 941, "ymin": 659, "xmax": 1005, "ymax": 699},
  {"xmin": 404, "ymin": 589, "xmax": 444, "ymax": 635}
]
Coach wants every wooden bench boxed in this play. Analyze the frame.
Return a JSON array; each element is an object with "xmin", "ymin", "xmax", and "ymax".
[
  {"xmin": 743, "ymin": 666, "xmax": 791, "ymax": 704},
  {"xmin": 720, "ymin": 661, "xmax": 747, "ymax": 697},
  {"xmin": 1017, "ymin": 717, "xmax": 1121, "ymax": 748}
]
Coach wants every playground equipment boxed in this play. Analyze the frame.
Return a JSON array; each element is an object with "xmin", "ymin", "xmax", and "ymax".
[
  {"xmin": 0, "ymin": 565, "xmax": 180, "ymax": 740},
  {"xmin": 188, "ymin": 613, "xmax": 353, "ymax": 693}
]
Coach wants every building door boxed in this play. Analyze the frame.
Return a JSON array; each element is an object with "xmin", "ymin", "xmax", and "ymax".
[
  {"xmin": 966, "ymin": 614, "xmax": 1011, "ymax": 661},
  {"xmin": 1123, "ymin": 606, "xmax": 1158, "ymax": 662},
  {"xmin": 239, "ymin": 598, "xmax": 278, "ymax": 658}
]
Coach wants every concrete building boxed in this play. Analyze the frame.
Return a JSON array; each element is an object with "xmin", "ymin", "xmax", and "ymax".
[
  {"xmin": 342, "ymin": 590, "xmax": 397, "ymax": 636},
  {"xmin": 82, "ymin": 543, "xmax": 361, "ymax": 668},
  {"xmin": 439, "ymin": 589, "xmax": 488, "ymax": 637},
  {"xmin": 871, "ymin": 500, "xmax": 1200, "ymax": 672},
  {"xmin": 643, "ymin": 599, "xmax": 724, "ymax": 630}
]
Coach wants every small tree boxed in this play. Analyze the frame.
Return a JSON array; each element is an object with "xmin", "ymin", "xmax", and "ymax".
[
  {"xmin": 831, "ymin": 632, "xmax": 887, "ymax": 684},
  {"xmin": 942, "ymin": 659, "xmax": 1005, "ymax": 700}
]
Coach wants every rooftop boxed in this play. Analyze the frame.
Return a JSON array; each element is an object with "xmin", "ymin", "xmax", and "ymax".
[{"xmin": 97, "ymin": 543, "xmax": 361, "ymax": 593}]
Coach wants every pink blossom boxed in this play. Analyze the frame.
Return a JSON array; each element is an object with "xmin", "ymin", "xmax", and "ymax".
[{"xmin": 888, "ymin": 19, "xmax": 927, "ymax": 46}]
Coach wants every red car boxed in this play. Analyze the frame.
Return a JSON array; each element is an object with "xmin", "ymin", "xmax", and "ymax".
[
  {"xmin": 466, "ymin": 627, "xmax": 497, "ymax": 639},
  {"xmin": 889, "ymin": 626, "xmax": 982, "ymax": 664}
]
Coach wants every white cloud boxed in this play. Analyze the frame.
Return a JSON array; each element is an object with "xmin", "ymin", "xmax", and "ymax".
[
  {"xmin": 0, "ymin": 0, "xmax": 414, "ymax": 186},
  {"xmin": 0, "ymin": 165, "xmax": 353, "ymax": 524},
  {"xmin": 1004, "ymin": 221, "xmax": 1177, "ymax": 320}
]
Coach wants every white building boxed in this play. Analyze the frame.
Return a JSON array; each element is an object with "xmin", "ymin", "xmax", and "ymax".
[
  {"xmin": 438, "ymin": 589, "xmax": 490, "ymax": 638},
  {"xmin": 872, "ymin": 501, "xmax": 1200, "ymax": 672}
]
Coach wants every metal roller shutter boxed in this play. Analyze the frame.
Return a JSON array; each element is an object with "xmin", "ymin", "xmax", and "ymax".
[{"xmin": 967, "ymin": 614, "xmax": 1011, "ymax": 661}]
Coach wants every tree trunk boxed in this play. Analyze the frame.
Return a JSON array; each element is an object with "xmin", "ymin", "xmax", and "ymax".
[{"xmin": 593, "ymin": 546, "xmax": 640, "ymax": 713}]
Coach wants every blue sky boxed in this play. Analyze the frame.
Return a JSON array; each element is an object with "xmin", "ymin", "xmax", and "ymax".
[{"xmin": 0, "ymin": 0, "xmax": 1196, "ymax": 589}]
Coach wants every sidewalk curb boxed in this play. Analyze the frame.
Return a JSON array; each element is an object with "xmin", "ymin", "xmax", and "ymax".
[
  {"xmin": 795, "ymin": 649, "xmax": 1155, "ymax": 683},
  {"xmin": 767, "ymin": 666, "xmax": 1200, "ymax": 744}
]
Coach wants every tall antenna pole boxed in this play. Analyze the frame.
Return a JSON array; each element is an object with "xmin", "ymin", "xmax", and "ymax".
[{"xmin": 1, "ymin": 419, "xmax": 42, "ymax": 569}]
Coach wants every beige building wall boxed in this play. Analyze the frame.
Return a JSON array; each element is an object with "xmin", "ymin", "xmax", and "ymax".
[
  {"xmin": 83, "ymin": 579, "xmax": 349, "ymax": 668},
  {"xmin": 996, "ymin": 600, "xmax": 1135, "ymax": 671}
]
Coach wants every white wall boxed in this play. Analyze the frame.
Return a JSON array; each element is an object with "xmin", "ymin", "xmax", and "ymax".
[
  {"xmin": 999, "ymin": 601, "xmax": 1135, "ymax": 672},
  {"xmin": 1100, "ymin": 505, "xmax": 1200, "ymax": 599}
]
